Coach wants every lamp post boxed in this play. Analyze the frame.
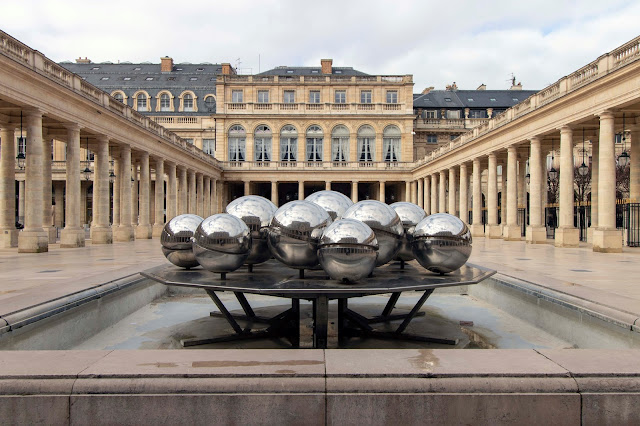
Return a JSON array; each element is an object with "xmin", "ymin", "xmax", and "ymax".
[
  {"xmin": 82, "ymin": 137, "xmax": 92, "ymax": 181},
  {"xmin": 618, "ymin": 113, "xmax": 630, "ymax": 167},
  {"xmin": 16, "ymin": 111, "xmax": 25, "ymax": 169}
]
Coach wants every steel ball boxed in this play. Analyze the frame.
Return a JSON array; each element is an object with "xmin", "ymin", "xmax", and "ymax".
[
  {"xmin": 341, "ymin": 200, "xmax": 404, "ymax": 266},
  {"xmin": 390, "ymin": 202, "xmax": 427, "ymax": 262},
  {"xmin": 305, "ymin": 190, "xmax": 354, "ymax": 220},
  {"xmin": 267, "ymin": 200, "xmax": 332, "ymax": 269},
  {"xmin": 411, "ymin": 213, "xmax": 472, "ymax": 274},
  {"xmin": 225, "ymin": 195, "xmax": 277, "ymax": 265},
  {"xmin": 318, "ymin": 219, "xmax": 378, "ymax": 283},
  {"xmin": 192, "ymin": 213, "xmax": 252, "ymax": 273},
  {"xmin": 160, "ymin": 214, "xmax": 204, "ymax": 268}
]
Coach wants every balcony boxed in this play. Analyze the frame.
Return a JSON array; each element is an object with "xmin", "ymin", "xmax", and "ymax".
[{"xmin": 220, "ymin": 160, "xmax": 413, "ymax": 171}]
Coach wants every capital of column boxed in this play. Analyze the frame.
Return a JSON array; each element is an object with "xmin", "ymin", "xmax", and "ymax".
[
  {"xmin": 22, "ymin": 107, "xmax": 42, "ymax": 119},
  {"xmin": 597, "ymin": 110, "xmax": 615, "ymax": 120},
  {"xmin": 62, "ymin": 122, "xmax": 81, "ymax": 132},
  {"xmin": 559, "ymin": 125, "xmax": 573, "ymax": 135}
]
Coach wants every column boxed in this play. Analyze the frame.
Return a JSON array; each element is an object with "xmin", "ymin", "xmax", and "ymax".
[
  {"xmin": 470, "ymin": 159, "xmax": 483, "ymax": 236},
  {"xmin": 213, "ymin": 179, "xmax": 219, "ymax": 213},
  {"xmin": 325, "ymin": 181, "xmax": 331, "ymax": 191},
  {"xmin": 448, "ymin": 168, "xmax": 456, "ymax": 215},
  {"xmin": 244, "ymin": 180, "xmax": 251, "ymax": 197},
  {"xmin": 165, "ymin": 162, "xmax": 177, "ymax": 221},
  {"xmin": 188, "ymin": 170, "xmax": 196, "ymax": 214},
  {"xmin": 112, "ymin": 156, "xmax": 120, "ymax": 228},
  {"xmin": 298, "ymin": 181, "xmax": 304, "ymax": 200},
  {"xmin": 152, "ymin": 157, "xmax": 165, "ymax": 237},
  {"xmin": 438, "ymin": 171, "xmax": 446, "ymax": 213},
  {"xmin": 18, "ymin": 180, "xmax": 25, "ymax": 224},
  {"xmin": 115, "ymin": 144, "xmax": 134, "ymax": 242},
  {"xmin": 379, "ymin": 181, "xmax": 386, "ymax": 203},
  {"xmin": 351, "ymin": 181, "xmax": 358, "ymax": 203},
  {"xmin": 486, "ymin": 152, "xmax": 501, "ymax": 238},
  {"xmin": 178, "ymin": 166, "xmax": 187, "ymax": 215},
  {"xmin": 423, "ymin": 176, "xmax": 430, "ymax": 214},
  {"xmin": 131, "ymin": 159, "xmax": 139, "ymax": 227},
  {"xmin": 197, "ymin": 173, "xmax": 204, "ymax": 217},
  {"xmin": 411, "ymin": 181, "xmax": 417, "ymax": 204},
  {"xmin": 18, "ymin": 109, "xmax": 48, "ymax": 252},
  {"xmin": 430, "ymin": 175, "xmax": 437, "ymax": 215},
  {"xmin": 54, "ymin": 182, "xmax": 64, "ymax": 228},
  {"xmin": 518, "ymin": 158, "xmax": 526, "ymax": 227},
  {"xmin": 526, "ymin": 137, "xmax": 546, "ymax": 243},
  {"xmin": 459, "ymin": 163, "xmax": 468, "ymax": 223},
  {"xmin": 89, "ymin": 135, "xmax": 112, "ymax": 244},
  {"xmin": 417, "ymin": 178, "xmax": 423, "ymax": 208},
  {"xmin": 271, "ymin": 180, "xmax": 278, "ymax": 206},
  {"xmin": 500, "ymin": 163, "xmax": 507, "ymax": 228},
  {"xmin": 630, "ymin": 124, "xmax": 639, "ymax": 202},
  {"xmin": 504, "ymin": 146, "xmax": 521, "ymax": 240},
  {"xmin": 593, "ymin": 111, "xmax": 622, "ymax": 252},
  {"xmin": 204, "ymin": 176, "xmax": 211, "ymax": 218},
  {"xmin": 0, "ymin": 125, "xmax": 18, "ymax": 247},
  {"xmin": 43, "ymin": 133, "xmax": 55, "ymax": 244},
  {"xmin": 135, "ymin": 152, "xmax": 152, "ymax": 239},
  {"xmin": 405, "ymin": 181, "xmax": 411, "ymax": 202},
  {"xmin": 555, "ymin": 126, "xmax": 579, "ymax": 247}
]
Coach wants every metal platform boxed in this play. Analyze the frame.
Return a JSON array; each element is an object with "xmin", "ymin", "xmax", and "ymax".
[{"xmin": 142, "ymin": 260, "xmax": 495, "ymax": 349}]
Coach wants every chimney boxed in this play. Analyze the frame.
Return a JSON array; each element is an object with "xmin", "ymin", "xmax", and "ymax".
[
  {"xmin": 75, "ymin": 57, "xmax": 91, "ymax": 64},
  {"xmin": 509, "ymin": 82, "xmax": 523, "ymax": 90},
  {"xmin": 221, "ymin": 63, "xmax": 236, "ymax": 75},
  {"xmin": 421, "ymin": 86, "xmax": 434, "ymax": 95},
  {"xmin": 476, "ymin": 83, "xmax": 486, "ymax": 90},
  {"xmin": 321, "ymin": 59, "xmax": 332, "ymax": 74},
  {"xmin": 161, "ymin": 56, "xmax": 173, "ymax": 72}
]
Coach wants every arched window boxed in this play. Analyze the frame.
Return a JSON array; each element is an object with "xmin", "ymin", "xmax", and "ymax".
[
  {"xmin": 254, "ymin": 125, "xmax": 272, "ymax": 162},
  {"xmin": 183, "ymin": 94, "xmax": 194, "ymax": 112},
  {"xmin": 331, "ymin": 125, "xmax": 349, "ymax": 163},
  {"xmin": 357, "ymin": 125, "xmax": 375, "ymax": 162},
  {"xmin": 204, "ymin": 95, "xmax": 216, "ymax": 111},
  {"xmin": 306, "ymin": 125, "xmax": 323, "ymax": 162},
  {"xmin": 383, "ymin": 125, "xmax": 401, "ymax": 162},
  {"xmin": 136, "ymin": 93, "xmax": 147, "ymax": 112},
  {"xmin": 228, "ymin": 125, "xmax": 246, "ymax": 162},
  {"xmin": 114, "ymin": 93, "xmax": 124, "ymax": 103},
  {"xmin": 280, "ymin": 125, "xmax": 297, "ymax": 162},
  {"xmin": 160, "ymin": 93, "xmax": 171, "ymax": 111}
]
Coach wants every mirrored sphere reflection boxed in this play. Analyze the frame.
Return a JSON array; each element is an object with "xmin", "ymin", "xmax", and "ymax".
[
  {"xmin": 342, "ymin": 200, "xmax": 403, "ymax": 266},
  {"xmin": 411, "ymin": 213, "xmax": 472, "ymax": 274},
  {"xmin": 305, "ymin": 190, "xmax": 354, "ymax": 220},
  {"xmin": 268, "ymin": 200, "xmax": 332, "ymax": 269},
  {"xmin": 390, "ymin": 202, "xmax": 427, "ymax": 262},
  {"xmin": 160, "ymin": 214, "xmax": 204, "ymax": 268},
  {"xmin": 225, "ymin": 195, "xmax": 278, "ymax": 265},
  {"xmin": 318, "ymin": 219, "xmax": 378, "ymax": 283},
  {"xmin": 192, "ymin": 213, "xmax": 251, "ymax": 273}
]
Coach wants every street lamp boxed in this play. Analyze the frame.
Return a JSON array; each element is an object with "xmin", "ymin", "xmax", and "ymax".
[
  {"xmin": 16, "ymin": 111, "xmax": 25, "ymax": 170},
  {"xmin": 617, "ymin": 113, "xmax": 630, "ymax": 167},
  {"xmin": 82, "ymin": 137, "xmax": 92, "ymax": 181},
  {"xmin": 109, "ymin": 170, "xmax": 116, "ymax": 184},
  {"xmin": 578, "ymin": 128, "xmax": 589, "ymax": 177},
  {"xmin": 548, "ymin": 138, "xmax": 558, "ymax": 181}
]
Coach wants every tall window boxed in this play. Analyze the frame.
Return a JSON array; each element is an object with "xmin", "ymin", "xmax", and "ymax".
[
  {"xmin": 335, "ymin": 90, "xmax": 346, "ymax": 104},
  {"xmin": 280, "ymin": 125, "xmax": 297, "ymax": 162},
  {"xmin": 425, "ymin": 110, "xmax": 437, "ymax": 119},
  {"xmin": 254, "ymin": 125, "xmax": 272, "ymax": 162},
  {"xmin": 386, "ymin": 90, "xmax": 398, "ymax": 104},
  {"xmin": 257, "ymin": 90, "xmax": 269, "ymax": 103},
  {"xmin": 383, "ymin": 125, "xmax": 401, "ymax": 162},
  {"xmin": 309, "ymin": 90, "xmax": 320, "ymax": 103},
  {"xmin": 232, "ymin": 90, "xmax": 243, "ymax": 103},
  {"xmin": 360, "ymin": 90, "xmax": 372, "ymax": 104},
  {"xmin": 331, "ymin": 125, "xmax": 349, "ymax": 163},
  {"xmin": 136, "ymin": 93, "xmax": 147, "ymax": 111},
  {"xmin": 203, "ymin": 139, "xmax": 215, "ymax": 156},
  {"xmin": 446, "ymin": 110, "xmax": 461, "ymax": 119},
  {"xmin": 183, "ymin": 94, "xmax": 194, "ymax": 111},
  {"xmin": 114, "ymin": 93, "xmax": 124, "ymax": 103},
  {"xmin": 228, "ymin": 125, "xmax": 246, "ymax": 162},
  {"xmin": 283, "ymin": 90, "xmax": 295, "ymax": 103},
  {"xmin": 160, "ymin": 93, "xmax": 171, "ymax": 111},
  {"xmin": 357, "ymin": 125, "xmax": 375, "ymax": 162},
  {"xmin": 306, "ymin": 125, "xmax": 323, "ymax": 162},
  {"xmin": 427, "ymin": 134, "xmax": 438, "ymax": 144}
]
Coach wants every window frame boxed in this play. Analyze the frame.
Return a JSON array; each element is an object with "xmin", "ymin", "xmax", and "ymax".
[
  {"xmin": 309, "ymin": 90, "xmax": 321, "ymax": 104},
  {"xmin": 360, "ymin": 90, "xmax": 372, "ymax": 104},
  {"xmin": 306, "ymin": 125, "xmax": 323, "ymax": 162},
  {"xmin": 335, "ymin": 90, "xmax": 346, "ymax": 104},
  {"xmin": 257, "ymin": 90, "xmax": 270, "ymax": 103},
  {"xmin": 386, "ymin": 90, "xmax": 398, "ymax": 104},
  {"xmin": 231, "ymin": 90, "xmax": 244, "ymax": 103},
  {"xmin": 283, "ymin": 90, "xmax": 296, "ymax": 104},
  {"xmin": 280, "ymin": 125, "xmax": 298, "ymax": 162}
]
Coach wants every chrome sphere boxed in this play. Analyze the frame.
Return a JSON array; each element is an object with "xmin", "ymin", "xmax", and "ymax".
[
  {"xmin": 160, "ymin": 214, "xmax": 204, "ymax": 268},
  {"xmin": 318, "ymin": 219, "xmax": 378, "ymax": 283},
  {"xmin": 411, "ymin": 213, "xmax": 472, "ymax": 274},
  {"xmin": 268, "ymin": 200, "xmax": 332, "ymax": 269},
  {"xmin": 192, "ymin": 214, "xmax": 251, "ymax": 273},
  {"xmin": 305, "ymin": 190, "xmax": 354, "ymax": 220},
  {"xmin": 225, "ymin": 195, "xmax": 278, "ymax": 265},
  {"xmin": 390, "ymin": 202, "xmax": 427, "ymax": 262},
  {"xmin": 342, "ymin": 200, "xmax": 404, "ymax": 266}
]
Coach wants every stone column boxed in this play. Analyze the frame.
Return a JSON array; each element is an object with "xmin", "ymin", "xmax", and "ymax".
[
  {"xmin": 135, "ymin": 152, "xmax": 152, "ymax": 239},
  {"xmin": 554, "ymin": 126, "xmax": 579, "ymax": 247},
  {"xmin": 298, "ymin": 181, "xmax": 304, "ymax": 200},
  {"xmin": 204, "ymin": 176, "xmax": 211, "ymax": 218},
  {"xmin": 459, "ymin": 164, "xmax": 468, "ymax": 223},
  {"xmin": 115, "ymin": 145, "xmax": 134, "ymax": 242},
  {"xmin": 325, "ymin": 181, "xmax": 331, "ymax": 191},
  {"xmin": 18, "ymin": 180, "xmax": 25, "ymax": 224},
  {"xmin": 351, "ymin": 181, "xmax": 358, "ymax": 203},
  {"xmin": 470, "ymin": 159, "xmax": 483, "ymax": 236},
  {"xmin": 448, "ymin": 168, "xmax": 456, "ymax": 215},
  {"xmin": 54, "ymin": 182, "xmax": 64, "ymax": 228},
  {"xmin": 80, "ymin": 181, "xmax": 87, "ymax": 226},
  {"xmin": 197, "ymin": 173, "xmax": 204, "ymax": 217},
  {"xmin": 0, "ymin": 125, "xmax": 18, "ymax": 247},
  {"xmin": 271, "ymin": 180, "xmax": 278, "ymax": 206},
  {"xmin": 213, "ymin": 179, "xmax": 219, "ymax": 213},
  {"xmin": 526, "ymin": 137, "xmax": 546, "ymax": 243},
  {"xmin": 89, "ymin": 135, "xmax": 112, "ymax": 244},
  {"xmin": 379, "ymin": 181, "xmax": 386, "ymax": 203},
  {"xmin": 423, "ymin": 176, "xmax": 430, "ymax": 214},
  {"xmin": 504, "ymin": 147, "xmax": 521, "ymax": 240},
  {"xmin": 405, "ymin": 181, "xmax": 411, "ymax": 202},
  {"xmin": 244, "ymin": 180, "xmax": 251, "ymax": 197},
  {"xmin": 188, "ymin": 170, "xmax": 196, "ymax": 214},
  {"xmin": 178, "ymin": 166, "xmax": 187, "ymax": 215},
  {"xmin": 593, "ymin": 111, "xmax": 622, "ymax": 252},
  {"xmin": 43, "ymin": 133, "xmax": 55, "ymax": 244},
  {"xmin": 500, "ymin": 163, "xmax": 507, "ymax": 228},
  {"xmin": 518, "ymin": 158, "xmax": 526, "ymax": 223},
  {"xmin": 630, "ymin": 125, "xmax": 640, "ymax": 202},
  {"xmin": 131, "ymin": 159, "xmax": 139, "ymax": 227},
  {"xmin": 166, "ymin": 162, "xmax": 177, "ymax": 221},
  {"xmin": 112, "ymin": 156, "xmax": 121, "ymax": 228},
  {"xmin": 439, "ymin": 171, "xmax": 446, "ymax": 213},
  {"xmin": 430, "ymin": 175, "xmax": 437, "ymax": 216},
  {"xmin": 486, "ymin": 153, "xmax": 501, "ymax": 238},
  {"xmin": 152, "ymin": 158, "xmax": 165, "ymax": 237},
  {"xmin": 18, "ymin": 109, "xmax": 48, "ymax": 252},
  {"xmin": 417, "ymin": 178, "xmax": 423, "ymax": 208}
]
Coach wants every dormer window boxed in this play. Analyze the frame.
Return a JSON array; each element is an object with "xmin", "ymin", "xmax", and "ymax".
[
  {"xmin": 145, "ymin": 77, "xmax": 154, "ymax": 81},
  {"xmin": 490, "ymin": 98, "xmax": 496, "ymax": 102},
  {"xmin": 311, "ymin": 70, "xmax": 319, "ymax": 74},
  {"xmin": 123, "ymin": 77, "xmax": 131, "ymax": 81},
  {"xmin": 197, "ymin": 68, "xmax": 204, "ymax": 71},
  {"xmin": 100, "ymin": 77, "xmax": 109, "ymax": 80},
  {"xmin": 467, "ymin": 98, "xmax": 474, "ymax": 102},
  {"xmin": 286, "ymin": 69, "xmax": 294, "ymax": 74},
  {"xmin": 512, "ymin": 98, "xmax": 519, "ymax": 101},
  {"xmin": 444, "ymin": 98, "xmax": 451, "ymax": 102},
  {"xmin": 190, "ymin": 77, "xmax": 198, "ymax": 81},
  {"xmin": 134, "ymin": 67, "xmax": 141, "ymax": 71},
  {"xmin": 335, "ymin": 70, "xmax": 342, "ymax": 74},
  {"xmin": 91, "ymin": 67, "xmax": 100, "ymax": 70}
]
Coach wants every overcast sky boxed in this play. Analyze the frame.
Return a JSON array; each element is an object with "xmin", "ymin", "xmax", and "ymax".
[{"xmin": 2, "ymin": 0, "xmax": 639, "ymax": 92}]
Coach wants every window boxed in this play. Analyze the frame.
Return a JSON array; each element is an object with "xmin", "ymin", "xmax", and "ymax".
[
  {"xmin": 335, "ymin": 70, "xmax": 342, "ymax": 74},
  {"xmin": 254, "ymin": 125, "xmax": 272, "ymax": 162},
  {"xmin": 425, "ymin": 110, "xmax": 437, "ymax": 119},
  {"xmin": 189, "ymin": 77, "xmax": 197, "ymax": 81},
  {"xmin": 280, "ymin": 125, "xmax": 298, "ymax": 162},
  {"xmin": 360, "ymin": 90, "xmax": 372, "ymax": 104},
  {"xmin": 134, "ymin": 67, "xmax": 141, "ymax": 71},
  {"xmin": 145, "ymin": 77, "xmax": 154, "ymax": 81},
  {"xmin": 231, "ymin": 90, "xmax": 243, "ymax": 103},
  {"xmin": 91, "ymin": 67, "xmax": 100, "ymax": 70},
  {"xmin": 183, "ymin": 94, "xmax": 194, "ymax": 111},
  {"xmin": 467, "ymin": 98, "xmax": 474, "ymax": 102},
  {"xmin": 17, "ymin": 137, "xmax": 26, "ymax": 155},
  {"xmin": 283, "ymin": 90, "xmax": 295, "ymax": 103},
  {"xmin": 286, "ymin": 69, "xmax": 294, "ymax": 74},
  {"xmin": 331, "ymin": 125, "xmax": 349, "ymax": 162},
  {"xmin": 512, "ymin": 98, "xmax": 519, "ymax": 102},
  {"xmin": 203, "ymin": 139, "xmax": 215, "ymax": 156},
  {"xmin": 450, "ymin": 134, "xmax": 457, "ymax": 141},
  {"xmin": 160, "ymin": 93, "xmax": 171, "ymax": 111},
  {"xmin": 197, "ymin": 68, "xmax": 204, "ymax": 71},
  {"xmin": 469, "ymin": 109, "xmax": 486, "ymax": 119},
  {"xmin": 100, "ymin": 77, "xmax": 109, "ymax": 80},
  {"xmin": 309, "ymin": 90, "xmax": 320, "ymax": 103},
  {"xmin": 311, "ymin": 69, "xmax": 319, "ymax": 74},
  {"xmin": 490, "ymin": 98, "xmax": 496, "ymax": 102},
  {"xmin": 383, "ymin": 125, "xmax": 401, "ymax": 162},
  {"xmin": 114, "ymin": 93, "xmax": 124, "ymax": 103},
  {"xmin": 204, "ymin": 96, "xmax": 215, "ymax": 111},
  {"xmin": 123, "ymin": 77, "xmax": 131, "ymax": 81},
  {"xmin": 306, "ymin": 125, "xmax": 323, "ymax": 162},
  {"xmin": 427, "ymin": 134, "xmax": 438, "ymax": 144},
  {"xmin": 257, "ymin": 90, "xmax": 269, "ymax": 103},
  {"xmin": 386, "ymin": 91, "xmax": 398, "ymax": 104},
  {"xmin": 444, "ymin": 98, "xmax": 451, "ymax": 102},
  {"xmin": 335, "ymin": 90, "xmax": 346, "ymax": 104},
  {"xmin": 136, "ymin": 93, "xmax": 147, "ymax": 111},
  {"xmin": 357, "ymin": 125, "xmax": 375, "ymax": 162},
  {"xmin": 446, "ymin": 110, "xmax": 461, "ymax": 119},
  {"xmin": 228, "ymin": 125, "xmax": 246, "ymax": 162}
]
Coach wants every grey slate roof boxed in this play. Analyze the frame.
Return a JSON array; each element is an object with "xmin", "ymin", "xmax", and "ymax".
[
  {"xmin": 257, "ymin": 66, "xmax": 369, "ymax": 76},
  {"xmin": 413, "ymin": 89, "xmax": 539, "ymax": 109}
]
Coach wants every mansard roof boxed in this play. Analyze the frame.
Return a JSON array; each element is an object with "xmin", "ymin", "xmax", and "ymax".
[
  {"xmin": 413, "ymin": 89, "xmax": 539, "ymax": 109},
  {"xmin": 257, "ymin": 66, "xmax": 369, "ymax": 76}
]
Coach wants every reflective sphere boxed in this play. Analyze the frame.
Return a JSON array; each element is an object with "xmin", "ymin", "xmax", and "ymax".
[
  {"xmin": 225, "ymin": 195, "xmax": 278, "ymax": 265},
  {"xmin": 160, "ymin": 214, "xmax": 204, "ymax": 268},
  {"xmin": 390, "ymin": 202, "xmax": 427, "ymax": 262},
  {"xmin": 342, "ymin": 200, "xmax": 404, "ymax": 266},
  {"xmin": 305, "ymin": 190, "xmax": 354, "ymax": 220},
  {"xmin": 411, "ymin": 213, "xmax": 472, "ymax": 274},
  {"xmin": 192, "ymin": 214, "xmax": 251, "ymax": 273},
  {"xmin": 318, "ymin": 219, "xmax": 378, "ymax": 283},
  {"xmin": 268, "ymin": 200, "xmax": 332, "ymax": 269}
]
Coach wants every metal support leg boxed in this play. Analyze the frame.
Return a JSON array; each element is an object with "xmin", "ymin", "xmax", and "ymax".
[
  {"xmin": 234, "ymin": 292, "xmax": 256, "ymax": 319},
  {"xmin": 396, "ymin": 289, "xmax": 434, "ymax": 334},
  {"xmin": 381, "ymin": 292, "xmax": 401, "ymax": 317},
  {"xmin": 205, "ymin": 290, "xmax": 243, "ymax": 334},
  {"xmin": 314, "ymin": 295, "xmax": 329, "ymax": 349},
  {"xmin": 289, "ymin": 299, "xmax": 300, "ymax": 347},
  {"xmin": 338, "ymin": 298, "xmax": 348, "ymax": 345}
]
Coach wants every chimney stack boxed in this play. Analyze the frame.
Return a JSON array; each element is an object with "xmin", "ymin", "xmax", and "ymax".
[
  {"xmin": 476, "ymin": 83, "xmax": 486, "ymax": 90},
  {"xmin": 75, "ymin": 57, "xmax": 91, "ymax": 64},
  {"xmin": 161, "ymin": 56, "xmax": 173, "ymax": 72},
  {"xmin": 321, "ymin": 59, "xmax": 333, "ymax": 74},
  {"xmin": 221, "ymin": 63, "xmax": 236, "ymax": 75}
]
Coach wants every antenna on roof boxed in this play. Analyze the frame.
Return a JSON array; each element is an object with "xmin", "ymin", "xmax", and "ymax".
[
  {"xmin": 508, "ymin": 73, "xmax": 516, "ymax": 86},
  {"xmin": 235, "ymin": 58, "xmax": 241, "ymax": 71}
]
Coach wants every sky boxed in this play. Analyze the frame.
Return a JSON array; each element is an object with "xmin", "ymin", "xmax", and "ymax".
[{"xmin": 2, "ymin": 0, "xmax": 639, "ymax": 93}]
